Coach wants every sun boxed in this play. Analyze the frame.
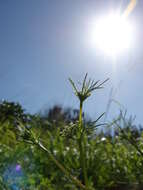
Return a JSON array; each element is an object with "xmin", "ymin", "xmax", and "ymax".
[{"xmin": 89, "ymin": 12, "xmax": 134, "ymax": 57}]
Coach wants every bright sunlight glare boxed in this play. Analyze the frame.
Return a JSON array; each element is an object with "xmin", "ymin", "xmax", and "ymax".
[{"xmin": 89, "ymin": 12, "xmax": 134, "ymax": 57}]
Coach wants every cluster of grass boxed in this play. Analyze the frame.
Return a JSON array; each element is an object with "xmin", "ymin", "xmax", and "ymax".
[{"xmin": 0, "ymin": 74, "xmax": 143, "ymax": 190}]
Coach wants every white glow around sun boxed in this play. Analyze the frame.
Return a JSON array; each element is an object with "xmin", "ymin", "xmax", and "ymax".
[{"xmin": 89, "ymin": 12, "xmax": 134, "ymax": 57}]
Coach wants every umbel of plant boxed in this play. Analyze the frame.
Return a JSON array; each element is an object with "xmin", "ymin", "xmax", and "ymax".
[{"xmin": 18, "ymin": 74, "xmax": 109, "ymax": 190}]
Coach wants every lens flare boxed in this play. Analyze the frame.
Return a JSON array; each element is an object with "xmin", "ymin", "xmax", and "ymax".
[
  {"xmin": 123, "ymin": 0, "xmax": 137, "ymax": 18},
  {"xmin": 15, "ymin": 164, "xmax": 21, "ymax": 172},
  {"xmin": 3, "ymin": 164, "xmax": 27, "ymax": 190}
]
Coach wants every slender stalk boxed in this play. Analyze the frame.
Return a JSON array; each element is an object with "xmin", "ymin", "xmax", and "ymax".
[
  {"xmin": 79, "ymin": 100, "xmax": 89, "ymax": 189},
  {"xmin": 36, "ymin": 141, "xmax": 87, "ymax": 190},
  {"xmin": 79, "ymin": 101, "xmax": 83, "ymax": 130}
]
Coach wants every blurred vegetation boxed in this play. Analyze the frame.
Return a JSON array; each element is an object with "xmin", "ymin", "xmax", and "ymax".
[{"xmin": 0, "ymin": 75, "xmax": 143, "ymax": 190}]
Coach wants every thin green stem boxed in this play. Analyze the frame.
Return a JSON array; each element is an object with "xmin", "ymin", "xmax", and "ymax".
[
  {"xmin": 79, "ymin": 101, "xmax": 83, "ymax": 130},
  {"xmin": 36, "ymin": 141, "xmax": 87, "ymax": 190},
  {"xmin": 79, "ymin": 100, "xmax": 89, "ymax": 189}
]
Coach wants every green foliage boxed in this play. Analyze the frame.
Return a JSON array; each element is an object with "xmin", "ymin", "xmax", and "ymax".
[{"xmin": 0, "ymin": 76, "xmax": 143, "ymax": 190}]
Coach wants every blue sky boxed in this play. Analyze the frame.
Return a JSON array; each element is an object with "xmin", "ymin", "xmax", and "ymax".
[{"xmin": 0, "ymin": 0, "xmax": 143, "ymax": 124}]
